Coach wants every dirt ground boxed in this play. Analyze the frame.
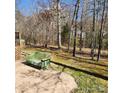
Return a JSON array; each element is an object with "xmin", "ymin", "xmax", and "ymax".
[{"xmin": 16, "ymin": 60, "xmax": 77, "ymax": 93}]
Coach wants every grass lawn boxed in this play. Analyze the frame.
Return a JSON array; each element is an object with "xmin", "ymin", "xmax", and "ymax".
[
  {"xmin": 22, "ymin": 47, "xmax": 108, "ymax": 93},
  {"xmin": 51, "ymin": 63, "xmax": 108, "ymax": 93}
]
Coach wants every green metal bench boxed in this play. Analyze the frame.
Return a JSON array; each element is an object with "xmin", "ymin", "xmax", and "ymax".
[{"xmin": 26, "ymin": 51, "xmax": 51, "ymax": 70}]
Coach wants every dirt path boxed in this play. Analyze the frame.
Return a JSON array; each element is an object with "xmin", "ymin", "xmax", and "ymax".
[{"xmin": 16, "ymin": 60, "xmax": 77, "ymax": 93}]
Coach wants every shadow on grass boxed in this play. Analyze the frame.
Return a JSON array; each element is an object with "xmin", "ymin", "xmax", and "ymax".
[
  {"xmin": 57, "ymin": 54, "xmax": 108, "ymax": 67},
  {"xmin": 61, "ymin": 48, "xmax": 108, "ymax": 58},
  {"xmin": 51, "ymin": 61, "xmax": 108, "ymax": 80}
]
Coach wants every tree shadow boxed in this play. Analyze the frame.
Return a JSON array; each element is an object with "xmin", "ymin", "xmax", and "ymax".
[
  {"xmin": 57, "ymin": 54, "xmax": 108, "ymax": 67},
  {"xmin": 51, "ymin": 61, "xmax": 108, "ymax": 80}
]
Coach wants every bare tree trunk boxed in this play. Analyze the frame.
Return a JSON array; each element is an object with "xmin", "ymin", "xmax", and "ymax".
[
  {"xmin": 67, "ymin": 14, "xmax": 72, "ymax": 51},
  {"xmin": 97, "ymin": 0, "xmax": 106, "ymax": 61},
  {"xmin": 45, "ymin": 24, "xmax": 48, "ymax": 48},
  {"xmin": 79, "ymin": 6, "xmax": 83, "ymax": 52},
  {"xmin": 67, "ymin": 26, "xmax": 71, "ymax": 51},
  {"xmin": 68, "ymin": 3, "xmax": 77, "ymax": 51},
  {"xmin": 91, "ymin": 0, "xmax": 96, "ymax": 60},
  {"xmin": 73, "ymin": 0, "xmax": 80, "ymax": 57},
  {"xmin": 56, "ymin": 0, "xmax": 61, "ymax": 49},
  {"xmin": 79, "ymin": 0, "xmax": 88, "ymax": 51}
]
